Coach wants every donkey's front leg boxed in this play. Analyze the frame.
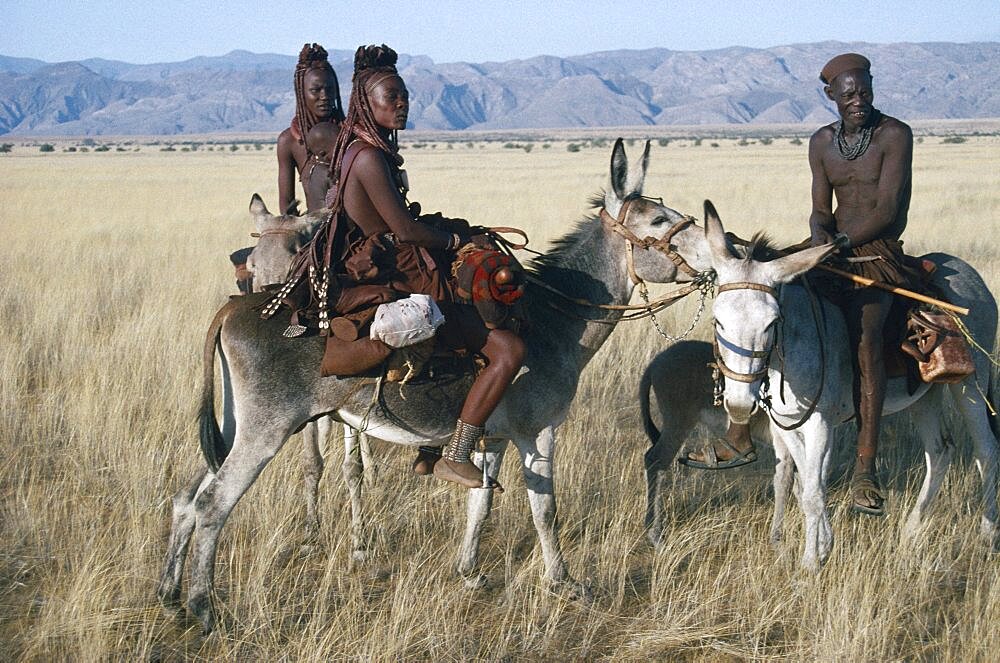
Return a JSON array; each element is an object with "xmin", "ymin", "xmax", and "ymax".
[
  {"xmin": 301, "ymin": 418, "xmax": 331, "ymax": 540},
  {"xmin": 514, "ymin": 426, "xmax": 588, "ymax": 598},
  {"xmin": 795, "ymin": 418, "xmax": 834, "ymax": 571},
  {"xmin": 456, "ymin": 439, "xmax": 508, "ymax": 586},
  {"xmin": 342, "ymin": 424, "xmax": 368, "ymax": 562},
  {"xmin": 769, "ymin": 430, "xmax": 797, "ymax": 547}
]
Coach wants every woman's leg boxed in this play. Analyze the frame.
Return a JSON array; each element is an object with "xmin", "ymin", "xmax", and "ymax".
[{"xmin": 434, "ymin": 328, "xmax": 525, "ymax": 490}]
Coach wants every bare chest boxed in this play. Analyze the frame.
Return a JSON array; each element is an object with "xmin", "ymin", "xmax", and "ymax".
[{"xmin": 822, "ymin": 142, "xmax": 884, "ymax": 189}]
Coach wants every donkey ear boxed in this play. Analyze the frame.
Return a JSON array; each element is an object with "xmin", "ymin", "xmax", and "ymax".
[
  {"xmin": 764, "ymin": 243, "xmax": 838, "ymax": 284},
  {"xmin": 624, "ymin": 139, "xmax": 651, "ymax": 196},
  {"xmin": 249, "ymin": 193, "xmax": 269, "ymax": 217},
  {"xmin": 703, "ymin": 200, "xmax": 734, "ymax": 261},
  {"xmin": 610, "ymin": 137, "xmax": 628, "ymax": 200}
]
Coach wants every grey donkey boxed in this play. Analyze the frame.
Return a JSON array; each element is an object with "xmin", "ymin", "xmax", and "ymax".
[
  {"xmin": 245, "ymin": 195, "xmax": 376, "ymax": 544},
  {"xmin": 157, "ymin": 139, "xmax": 714, "ymax": 633}
]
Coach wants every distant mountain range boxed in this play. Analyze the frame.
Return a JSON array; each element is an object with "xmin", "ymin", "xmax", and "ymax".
[{"xmin": 1, "ymin": 41, "xmax": 998, "ymax": 136}]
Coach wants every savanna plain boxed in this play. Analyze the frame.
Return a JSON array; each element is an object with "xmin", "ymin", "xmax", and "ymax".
[{"xmin": 1, "ymin": 129, "xmax": 1000, "ymax": 661}]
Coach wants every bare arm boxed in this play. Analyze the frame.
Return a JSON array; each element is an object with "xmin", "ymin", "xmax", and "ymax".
[
  {"xmin": 276, "ymin": 130, "xmax": 298, "ymax": 215},
  {"xmin": 838, "ymin": 121, "xmax": 913, "ymax": 246},
  {"xmin": 350, "ymin": 149, "xmax": 453, "ymax": 249},
  {"xmin": 808, "ymin": 129, "xmax": 836, "ymax": 246}
]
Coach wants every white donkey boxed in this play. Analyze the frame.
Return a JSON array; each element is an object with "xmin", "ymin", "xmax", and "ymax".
[
  {"xmin": 244, "ymin": 196, "xmax": 375, "ymax": 542},
  {"xmin": 701, "ymin": 200, "xmax": 999, "ymax": 570}
]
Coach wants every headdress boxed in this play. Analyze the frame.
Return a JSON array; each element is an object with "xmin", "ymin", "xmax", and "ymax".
[{"xmin": 820, "ymin": 53, "xmax": 871, "ymax": 85}]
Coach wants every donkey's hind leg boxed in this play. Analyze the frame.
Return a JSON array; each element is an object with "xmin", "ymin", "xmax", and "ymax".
[
  {"xmin": 950, "ymin": 377, "xmax": 1000, "ymax": 546},
  {"xmin": 901, "ymin": 386, "xmax": 953, "ymax": 544},
  {"xmin": 157, "ymin": 467, "xmax": 211, "ymax": 613},
  {"xmin": 186, "ymin": 426, "xmax": 289, "ymax": 633}
]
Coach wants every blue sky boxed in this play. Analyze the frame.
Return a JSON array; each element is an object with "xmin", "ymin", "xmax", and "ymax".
[{"xmin": 4, "ymin": 0, "xmax": 998, "ymax": 64}]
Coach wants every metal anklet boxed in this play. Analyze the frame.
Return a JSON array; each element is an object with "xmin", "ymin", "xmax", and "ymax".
[{"xmin": 442, "ymin": 420, "xmax": 485, "ymax": 462}]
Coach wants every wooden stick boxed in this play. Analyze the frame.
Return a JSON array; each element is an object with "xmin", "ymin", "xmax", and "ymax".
[{"xmin": 814, "ymin": 263, "xmax": 970, "ymax": 316}]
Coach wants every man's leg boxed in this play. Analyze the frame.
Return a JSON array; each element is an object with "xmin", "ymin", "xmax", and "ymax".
[{"xmin": 846, "ymin": 289, "xmax": 893, "ymax": 514}]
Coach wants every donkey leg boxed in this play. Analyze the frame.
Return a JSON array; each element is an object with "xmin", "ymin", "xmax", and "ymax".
[
  {"xmin": 157, "ymin": 467, "xmax": 211, "ymax": 612},
  {"xmin": 342, "ymin": 424, "xmax": 368, "ymax": 562},
  {"xmin": 644, "ymin": 428, "xmax": 684, "ymax": 549},
  {"xmin": 794, "ymin": 418, "xmax": 834, "ymax": 571},
  {"xmin": 359, "ymin": 430, "xmax": 377, "ymax": 487},
  {"xmin": 514, "ymin": 426, "xmax": 588, "ymax": 598},
  {"xmin": 950, "ymin": 379, "xmax": 1000, "ymax": 546},
  {"xmin": 902, "ymin": 387, "xmax": 952, "ymax": 543},
  {"xmin": 456, "ymin": 439, "xmax": 508, "ymax": 586},
  {"xmin": 770, "ymin": 430, "xmax": 796, "ymax": 547},
  {"xmin": 300, "ymin": 420, "xmax": 325, "ymax": 539},
  {"xmin": 186, "ymin": 430, "xmax": 287, "ymax": 633}
]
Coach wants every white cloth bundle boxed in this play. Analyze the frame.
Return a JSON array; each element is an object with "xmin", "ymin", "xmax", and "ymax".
[{"xmin": 369, "ymin": 294, "xmax": 446, "ymax": 348}]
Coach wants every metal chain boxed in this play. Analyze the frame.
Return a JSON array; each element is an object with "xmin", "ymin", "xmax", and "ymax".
[{"xmin": 639, "ymin": 270, "xmax": 716, "ymax": 342}]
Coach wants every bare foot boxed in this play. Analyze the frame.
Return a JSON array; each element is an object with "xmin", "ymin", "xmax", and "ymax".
[{"xmin": 411, "ymin": 447, "xmax": 441, "ymax": 476}]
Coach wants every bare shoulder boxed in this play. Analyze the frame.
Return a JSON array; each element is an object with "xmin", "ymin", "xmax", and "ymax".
[
  {"xmin": 277, "ymin": 128, "xmax": 296, "ymax": 146},
  {"xmin": 809, "ymin": 124, "xmax": 835, "ymax": 154},
  {"xmin": 810, "ymin": 124, "xmax": 835, "ymax": 144},
  {"xmin": 351, "ymin": 143, "xmax": 386, "ymax": 172},
  {"xmin": 878, "ymin": 115, "xmax": 913, "ymax": 142}
]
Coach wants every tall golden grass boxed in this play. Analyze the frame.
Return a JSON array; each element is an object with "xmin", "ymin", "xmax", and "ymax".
[{"xmin": 1, "ymin": 133, "xmax": 999, "ymax": 660}]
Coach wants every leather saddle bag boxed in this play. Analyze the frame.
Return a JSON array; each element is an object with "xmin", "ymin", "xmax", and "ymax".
[{"xmin": 901, "ymin": 307, "xmax": 975, "ymax": 384}]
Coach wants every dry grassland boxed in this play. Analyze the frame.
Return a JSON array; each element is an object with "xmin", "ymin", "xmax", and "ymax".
[{"xmin": 1, "ymin": 133, "xmax": 1000, "ymax": 661}]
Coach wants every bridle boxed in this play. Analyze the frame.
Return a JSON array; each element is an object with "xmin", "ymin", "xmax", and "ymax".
[
  {"xmin": 597, "ymin": 196, "xmax": 702, "ymax": 285},
  {"xmin": 710, "ymin": 277, "xmax": 826, "ymax": 431},
  {"xmin": 521, "ymin": 195, "xmax": 715, "ymax": 340},
  {"xmin": 711, "ymin": 281, "xmax": 779, "ymax": 385}
]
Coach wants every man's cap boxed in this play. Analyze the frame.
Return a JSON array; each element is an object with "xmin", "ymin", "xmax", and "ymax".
[{"xmin": 820, "ymin": 53, "xmax": 871, "ymax": 85}]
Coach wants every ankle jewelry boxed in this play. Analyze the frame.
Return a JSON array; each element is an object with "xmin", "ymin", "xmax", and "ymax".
[{"xmin": 442, "ymin": 420, "xmax": 484, "ymax": 463}]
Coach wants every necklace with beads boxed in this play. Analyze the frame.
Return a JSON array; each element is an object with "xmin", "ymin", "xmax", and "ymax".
[{"xmin": 835, "ymin": 109, "xmax": 881, "ymax": 160}]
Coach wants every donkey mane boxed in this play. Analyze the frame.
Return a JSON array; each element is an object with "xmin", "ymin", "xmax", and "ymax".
[{"xmin": 735, "ymin": 231, "xmax": 777, "ymax": 262}]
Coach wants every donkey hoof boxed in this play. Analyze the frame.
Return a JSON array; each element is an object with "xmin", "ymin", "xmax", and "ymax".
[
  {"xmin": 462, "ymin": 573, "xmax": 489, "ymax": 590},
  {"xmin": 187, "ymin": 594, "xmax": 216, "ymax": 635},
  {"xmin": 548, "ymin": 577, "xmax": 593, "ymax": 603}
]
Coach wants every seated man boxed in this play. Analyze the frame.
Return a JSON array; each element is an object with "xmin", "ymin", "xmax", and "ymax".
[{"xmin": 684, "ymin": 53, "xmax": 920, "ymax": 517}]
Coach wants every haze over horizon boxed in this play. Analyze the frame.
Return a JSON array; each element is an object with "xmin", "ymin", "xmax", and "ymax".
[{"xmin": 4, "ymin": 0, "xmax": 998, "ymax": 66}]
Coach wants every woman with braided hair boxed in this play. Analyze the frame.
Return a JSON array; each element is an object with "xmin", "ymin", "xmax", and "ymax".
[
  {"xmin": 323, "ymin": 44, "xmax": 525, "ymax": 491},
  {"xmin": 231, "ymin": 44, "xmax": 344, "ymax": 293},
  {"xmin": 276, "ymin": 43, "xmax": 345, "ymax": 214}
]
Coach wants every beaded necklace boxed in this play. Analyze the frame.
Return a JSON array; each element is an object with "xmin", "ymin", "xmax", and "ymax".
[{"xmin": 835, "ymin": 108, "xmax": 881, "ymax": 160}]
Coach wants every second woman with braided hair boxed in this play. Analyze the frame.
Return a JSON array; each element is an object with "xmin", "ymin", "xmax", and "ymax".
[
  {"xmin": 326, "ymin": 45, "xmax": 524, "ymax": 492},
  {"xmin": 276, "ymin": 43, "xmax": 345, "ymax": 214}
]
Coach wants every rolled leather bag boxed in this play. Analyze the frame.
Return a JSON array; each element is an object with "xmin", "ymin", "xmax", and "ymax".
[{"xmin": 320, "ymin": 334, "xmax": 393, "ymax": 378}]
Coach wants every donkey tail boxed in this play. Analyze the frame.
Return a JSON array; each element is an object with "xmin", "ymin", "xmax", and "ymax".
[
  {"xmin": 639, "ymin": 364, "xmax": 660, "ymax": 446},
  {"xmin": 199, "ymin": 305, "xmax": 231, "ymax": 473}
]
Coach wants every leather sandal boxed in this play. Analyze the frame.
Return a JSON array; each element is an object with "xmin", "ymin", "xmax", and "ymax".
[
  {"xmin": 680, "ymin": 437, "xmax": 757, "ymax": 470},
  {"xmin": 851, "ymin": 472, "xmax": 886, "ymax": 516}
]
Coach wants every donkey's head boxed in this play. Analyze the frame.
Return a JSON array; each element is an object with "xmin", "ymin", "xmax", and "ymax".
[
  {"xmin": 245, "ymin": 194, "xmax": 325, "ymax": 291},
  {"xmin": 602, "ymin": 138, "xmax": 711, "ymax": 284},
  {"xmin": 704, "ymin": 200, "xmax": 835, "ymax": 421}
]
